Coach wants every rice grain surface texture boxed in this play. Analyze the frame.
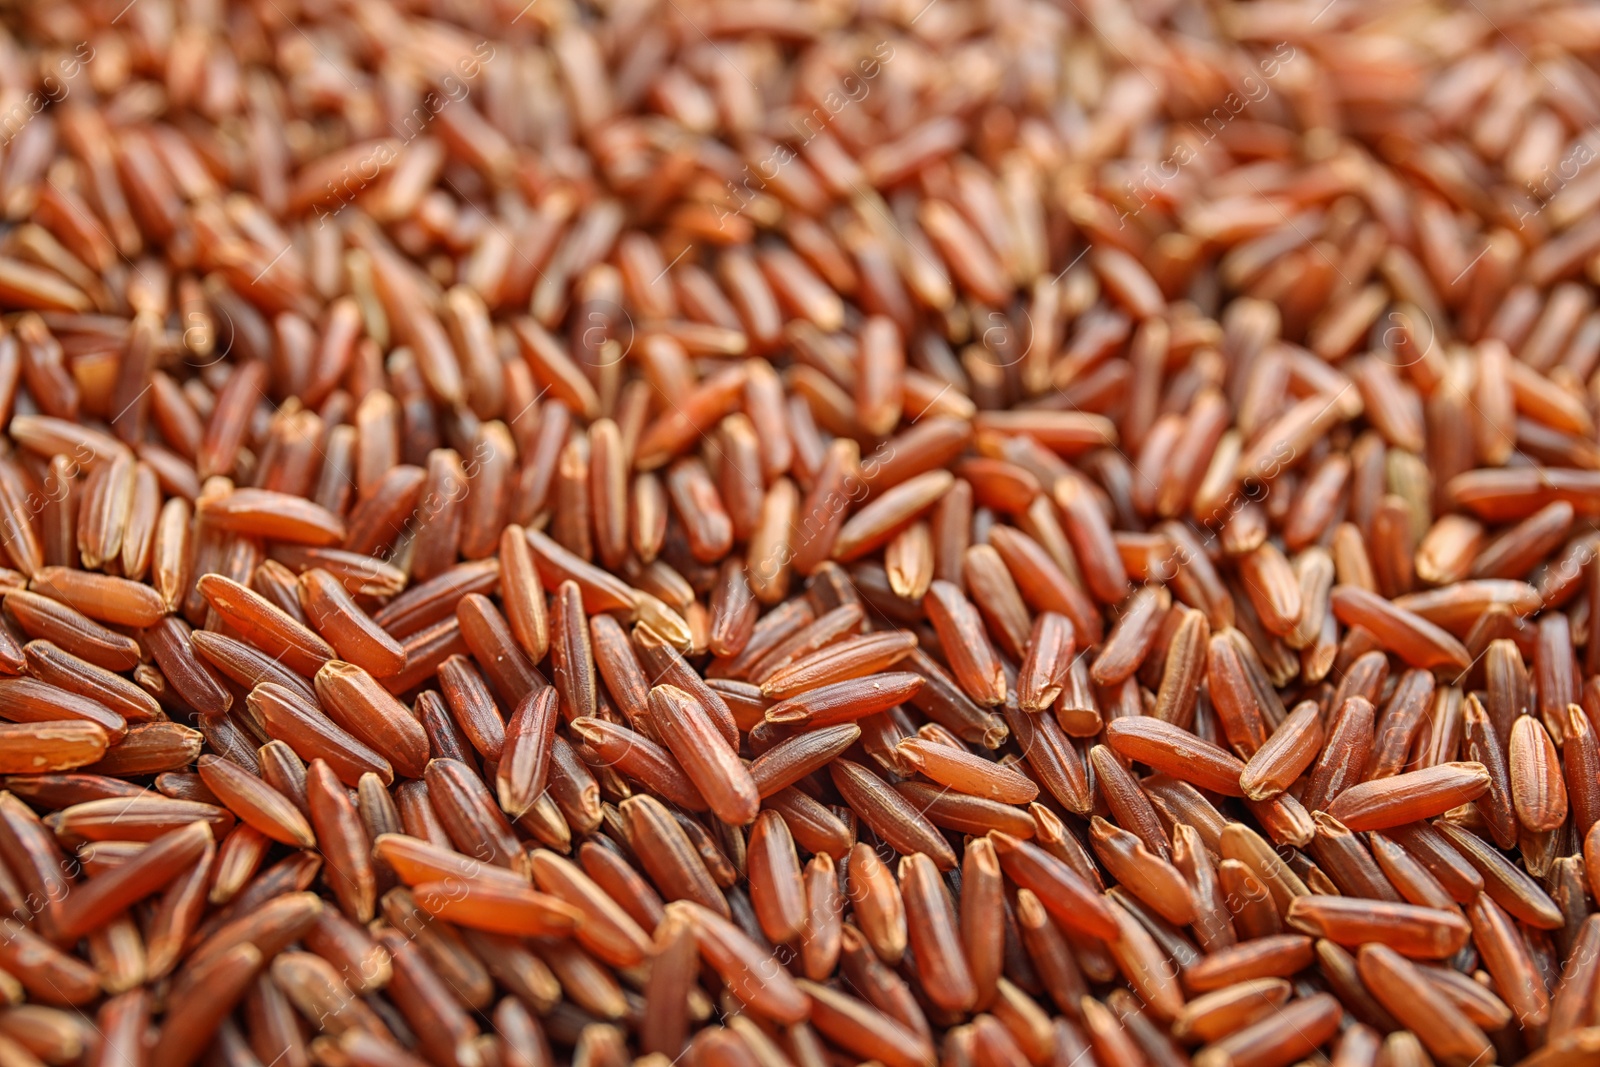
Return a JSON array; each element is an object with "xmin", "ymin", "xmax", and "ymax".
[{"xmin": 1, "ymin": 0, "xmax": 1600, "ymax": 1065}]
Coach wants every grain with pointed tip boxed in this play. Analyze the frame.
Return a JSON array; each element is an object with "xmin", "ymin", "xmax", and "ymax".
[
  {"xmin": 1325, "ymin": 762, "xmax": 1492, "ymax": 830},
  {"xmin": 922, "ymin": 580, "xmax": 1006, "ymax": 707},
  {"xmin": 1104, "ymin": 717, "xmax": 1247, "ymax": 797}
]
